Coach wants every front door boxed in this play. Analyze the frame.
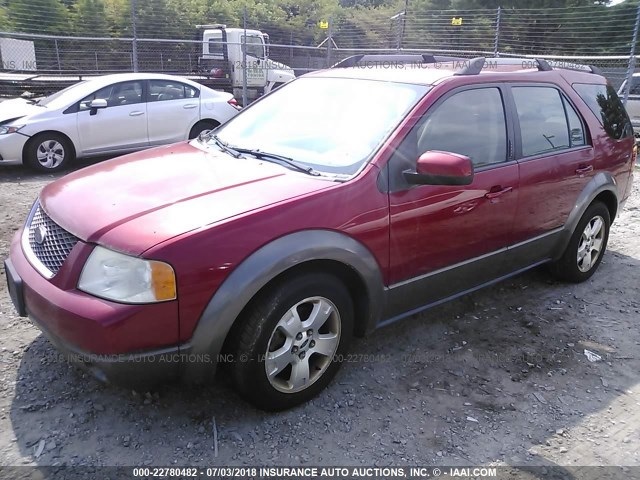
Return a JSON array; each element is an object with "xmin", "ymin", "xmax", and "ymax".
[
  {"xmin": 385, "ymin": 86, "xmax": 519, "ymax": 317},
  {"xmin": 239, "ymin": 34, "xmax": 268, "ymax": 88},
  {"xmin": 76, "ymin": 80, "xmax": 148, "ymax": 154}
]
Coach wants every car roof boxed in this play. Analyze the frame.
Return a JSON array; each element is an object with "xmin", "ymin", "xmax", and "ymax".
[
  {"xmin": 80, "ymin": 72, "xmax": 201, "ymax": 92},
  {"xmin": 40, "ymin": 73, "xmax": 207, "ymax": 110}
]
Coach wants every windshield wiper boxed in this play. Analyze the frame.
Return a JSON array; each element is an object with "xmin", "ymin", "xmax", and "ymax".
[
  {"xmin": 201, "ymin": 132, "xmax": 243, "ymax": 159},
  {"xmin": 231, "ymin": 147, "xmax": 320, "ymax": 176}
]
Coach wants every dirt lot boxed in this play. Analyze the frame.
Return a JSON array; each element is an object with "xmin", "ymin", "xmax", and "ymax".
[{"xmin": 0, "ymin": 161, "xmax": 639, "ymax": 476}]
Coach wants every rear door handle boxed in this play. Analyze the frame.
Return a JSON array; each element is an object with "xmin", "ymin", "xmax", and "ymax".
[
  {"xmin": 575, "ymin": 165, "xmax": 593, "ymax": 176},
  {"xmin": 485, "ymin": 186, "xmax": 513, "ymax": 200},
  {"xmin": 183, "ymin": 104, "xmax": 198, "ymax": 109},
  {"xmin": 129, "ymin": 111, "xmax": 145, "ymax": 116}
]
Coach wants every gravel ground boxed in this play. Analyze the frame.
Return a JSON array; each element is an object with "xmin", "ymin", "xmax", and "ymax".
[{"xmin": 0, "ymin": 161, "xmax": 639, "ymax": 475}]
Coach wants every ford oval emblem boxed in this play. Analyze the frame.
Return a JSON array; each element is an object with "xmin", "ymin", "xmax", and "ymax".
[{"xmin": 34, "ymin": 225, "xmax": 47, "ymax": 245}]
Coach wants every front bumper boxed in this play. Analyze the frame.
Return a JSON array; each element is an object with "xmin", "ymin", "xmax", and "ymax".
[
  {"xmin": 0, "ymin": 132, "xmax": 28, "ymax": 164},
  {"xmin": 5, "ymin": 228, "xmax": 184, "ymax": 387}
]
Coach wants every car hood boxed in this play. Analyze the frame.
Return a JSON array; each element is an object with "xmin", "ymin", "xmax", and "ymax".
[
  {"xmin": 0, "ymin": 98, "xmax": 45, "ymax": 123},
  {"xmin": 39, "ymin": 142, "xmax": 333, "ymax": 255}
]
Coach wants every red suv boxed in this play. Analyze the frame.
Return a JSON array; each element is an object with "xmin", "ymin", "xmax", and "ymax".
[{"xmin": 5, "ymin": 56, "xmax": 636, "ymax": 410}]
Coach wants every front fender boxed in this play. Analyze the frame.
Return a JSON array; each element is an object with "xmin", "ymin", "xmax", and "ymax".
[{"xmin": 182, "ymin": 230, "xmax": 384, "ymax": 383}]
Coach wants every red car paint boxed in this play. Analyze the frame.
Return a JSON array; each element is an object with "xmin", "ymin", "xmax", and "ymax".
[{"xmin": 7, "ymin": 64, "xmax": 635, "ymax": 363}]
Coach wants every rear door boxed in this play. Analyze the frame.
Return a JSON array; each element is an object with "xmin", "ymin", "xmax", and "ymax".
[
  {"xmin": 146, "ymin": 79, "xmax": 201, "ymax": 145},
  {"xmin": 76, "ymin": 80, "xmax": 148, "ymax": 154},
  {"xmin": 509, "ymin": 84, "xmax": 593, "ymax": 265}
]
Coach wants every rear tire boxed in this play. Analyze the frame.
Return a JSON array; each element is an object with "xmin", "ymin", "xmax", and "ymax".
[
  {"xmin": 548, "ymin": 201, "xmax": 610, "ymax": 283},
  {"xmin": 189, "ymin": 120, "xmax": 219, "ymax": 140},
  {"xmin": 229, "ymin": 273, "xmax": 354, "ymax": 411},
  {"xmin": 24, "ymin": 132, "xmax": 74, "ymax": 173}
]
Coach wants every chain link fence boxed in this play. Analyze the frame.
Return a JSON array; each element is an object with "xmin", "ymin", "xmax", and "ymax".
[{"xmin": 1, "ymin": 5, "xmax": 640, "ymax": 98}]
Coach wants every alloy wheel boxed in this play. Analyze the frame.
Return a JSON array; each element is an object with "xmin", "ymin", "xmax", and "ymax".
[
  {"xmin": 265, "ymin": 296, "xmax": 341, "ymax": 394},
  {"xmin": 577, "ymin": 215, "xmax": 605, "ymax": 273}
]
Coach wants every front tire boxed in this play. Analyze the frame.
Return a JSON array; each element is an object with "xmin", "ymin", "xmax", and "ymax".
[
  {"xmin": 229, "ymin": 273, "xmax": 354, "ymax": 411},
  {"xmin": 189, "ymin": 120, "xmax": 219, "ymax": 140},
  {"xmin": 549, "ymin": 201, "xmax": 610, "ymax": 283},
  {"xmin": 24, "ymin": 132, "xmax": 74, "ymax": 172}
]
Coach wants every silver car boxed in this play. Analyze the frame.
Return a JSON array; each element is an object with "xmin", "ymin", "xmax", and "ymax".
[
  {"xmin": 0, "ymin": 73, "xmax": 240, "ymax": 172},
  {"xmin": 618, "ymin": 73, "xmax": 640, "ymax": 143}
]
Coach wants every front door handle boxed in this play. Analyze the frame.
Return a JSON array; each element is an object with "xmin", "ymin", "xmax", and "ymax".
[
  {"xmin": 129, "ymin": 111, "xmax": 145, "ymax": 116},
  {"xmin": 575, "ymin": 165, "xmax": 593, "ymax": 176},
  {"xmin": 485, "ymin": 186, "xmax": 513, "ymax": 200},
  {"xmin": 183, "ymin": 104, "xmax": 198, "ymax": 109}
]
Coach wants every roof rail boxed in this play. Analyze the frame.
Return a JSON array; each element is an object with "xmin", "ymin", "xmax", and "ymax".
[
  {"xmin": 331, "ymin": 54, "xmax": 465, "ymax": 69},
  {"xmin": 451, "ymin": 56, "xmax": 603, "ymax": 76},
  {"xmin": 330, "ymin": 54, "xmax": 605, "ymax": 77}
]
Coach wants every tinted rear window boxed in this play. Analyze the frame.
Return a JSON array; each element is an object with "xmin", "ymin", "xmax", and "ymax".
[{"xmin": 572, "ymin": 83, "xmax": 632, "ymax": 139}]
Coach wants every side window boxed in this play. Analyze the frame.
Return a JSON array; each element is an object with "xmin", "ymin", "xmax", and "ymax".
[
  {"xmin": 79, "ymin": 81, "xmax": 143, "ymax": 110},
  {"xmin": 149, "ymin": 80, "xmax": 198, "ymax": 102},
  {"xmin": 572, "ymin": 83, "xmax": 633, "ymax": 140},
  {"xmin": 208, "ymin": 39, "xmax": 224, "ymax": 57},
  {"xmin": 387, "ymin": 87, "xmax": 507, "ymax": 191},
  {"xmin": 79, "ymin": 85, "xmax": 113, "ymax": 111},
  {"xmin": 513, "ymin": 87, "xmax": 570, "ymax": 157},
  {"xmin": 563, "ymin": 97, "xmax": 586, "ymax": 147},
  {"xmin": 415, "ymin": 88, "xmax": 507, "ymax": 167},
  {"xmin": 242, "ymin": 35, "xmax": 265, "ymax": 58}
]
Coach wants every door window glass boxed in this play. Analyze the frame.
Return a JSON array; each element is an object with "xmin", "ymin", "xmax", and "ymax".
[
  {"xmin": 387, "ymin": 87, "xmax": 507, "ymax": 191},
  {"xmin": 513, "ymin": 87, "xmax": 570, "ymax": 156},
  {"xmin": 563, "ymin": 97, "xmax": 586, "ymax": 147},
  {"xmin": 242, "ymin": 35, "xmax": 265, "ymax": 58},
  {"xmin": 149, "ymin": 80, "xmax": 199, "ymax": 102},
  {"xmin": 79, "ymin": 81, "xmax": 143, "ymax": 110},
  {"xmin": 416, "ymin": 87, "xmax": 507, "ymax": 167}
]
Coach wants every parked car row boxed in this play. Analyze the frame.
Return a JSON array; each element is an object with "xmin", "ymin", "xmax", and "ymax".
[
  {"xmin": 0, "ymin": 73, "xmax": 241, "ymax": 172},
  {"xmin": 4, "ymin": 55, "xmax": 636, "ymax": 411}
]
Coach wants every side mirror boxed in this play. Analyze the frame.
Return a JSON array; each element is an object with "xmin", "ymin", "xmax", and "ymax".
[
  {"xmin": 89, "ymin": 98, "xmax": 108, "ymax": 116},
  {"xmin": 403, "ymin": 150, "xmax": 474, "ymax": 186}
]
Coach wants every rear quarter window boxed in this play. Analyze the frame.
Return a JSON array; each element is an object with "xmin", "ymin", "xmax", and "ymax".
[{"xmin": 572, "ymin": 83, "xmax": 632, "ymax": 140}]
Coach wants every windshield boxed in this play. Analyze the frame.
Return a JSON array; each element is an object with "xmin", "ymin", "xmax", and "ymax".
[
  {"xmin": 38, "ymin": 81, "xmax": 88, "ymax": 107},
  {"xmin": 213, "ymin": 77, "xmax": 428, "ymax": 176}
]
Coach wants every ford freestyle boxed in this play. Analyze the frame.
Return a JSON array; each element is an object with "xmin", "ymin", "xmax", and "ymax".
[{"xmin": 5, "ymin": 56, "xmax": 635, "ymax": 411}]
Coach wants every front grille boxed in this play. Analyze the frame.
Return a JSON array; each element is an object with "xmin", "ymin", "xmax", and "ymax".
[{"xmin": 27, "ymin": 205, "xmax": 79, "ymax": 275}]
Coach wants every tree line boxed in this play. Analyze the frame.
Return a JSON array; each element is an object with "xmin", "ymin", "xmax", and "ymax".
[{"xmin": 0, "ymin": 0, "xmax": 638, "ymax": 55}]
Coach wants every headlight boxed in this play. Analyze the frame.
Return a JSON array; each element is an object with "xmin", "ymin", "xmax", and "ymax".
[
  {"xmin": 0, "ymin": 125, "xmax": 25, "ymax": 135},
  {"xmin": 78, "ymin": 246, "xmax": 176, "ymax": 303}
]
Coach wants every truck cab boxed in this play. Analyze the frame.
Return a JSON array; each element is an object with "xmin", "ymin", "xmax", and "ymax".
[{"xmin": 198, "ymin": 25, "xmax": 295, "ymax": 103}]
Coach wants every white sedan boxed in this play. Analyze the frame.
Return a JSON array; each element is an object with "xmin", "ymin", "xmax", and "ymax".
[{"xmin": 0, "ymin": 73, "xmax": 240, "ymax": 172}]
